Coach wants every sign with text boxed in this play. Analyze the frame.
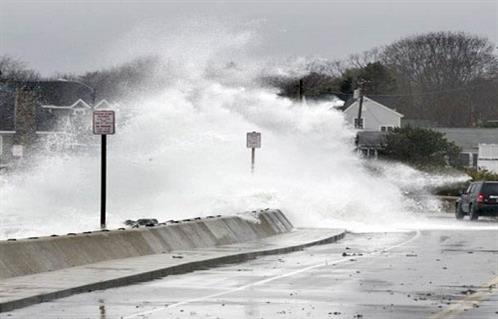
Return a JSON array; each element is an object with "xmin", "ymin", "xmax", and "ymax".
[
  {"xmin": 246, "ymin": 131, "xmax": 261, "ymax": 148},
  {"xmin": 93, "ymin": 110, "xmax": 115, "ymax": 135}
]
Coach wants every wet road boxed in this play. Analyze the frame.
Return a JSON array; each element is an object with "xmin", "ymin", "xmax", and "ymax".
[{"xmin": 2, "ymin": 215, "xmax": 497, "ymax": 319}]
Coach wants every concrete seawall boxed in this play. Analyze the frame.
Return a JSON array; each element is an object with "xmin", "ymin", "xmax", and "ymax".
[{"xmin": 0, "ymin": 209, "xmax": 293, "ymax": 279}]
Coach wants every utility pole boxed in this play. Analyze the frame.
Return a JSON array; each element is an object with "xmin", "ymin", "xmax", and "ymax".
[
  {"xmin": 355, "ymin": 79, "xmax": 365, "ymax": 129},
  {"xmin": 298, "ymin": 78, "xmax": 304, "ymax": 102}
]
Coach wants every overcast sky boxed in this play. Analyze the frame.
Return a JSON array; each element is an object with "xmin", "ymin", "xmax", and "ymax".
[{"xmin": 1, "ymin": 0, "xmax": 497, "ymax": 76}]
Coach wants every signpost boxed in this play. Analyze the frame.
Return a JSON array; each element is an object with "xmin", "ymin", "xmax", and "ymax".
[
  {"xmin": 246, "ymin": 131, "xmax": 261, "ymax": 173},
  {"xmin": 93, "ymin": 110, "xmax": 115, "ymax": 229}
]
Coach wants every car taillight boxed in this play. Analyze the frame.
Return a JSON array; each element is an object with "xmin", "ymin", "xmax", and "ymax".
[{"xmin": 477, "ymin": 193, "xmax": 485, "ymax": 203}]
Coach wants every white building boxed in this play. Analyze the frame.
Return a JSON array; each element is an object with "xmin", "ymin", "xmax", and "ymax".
[
  {"xmin": 343, "ymin": 96, "xmax": 404, "ymax": 131},
  {"xmin": 478, "ymin": 144, "xmax": 498, "ymax": 173}
]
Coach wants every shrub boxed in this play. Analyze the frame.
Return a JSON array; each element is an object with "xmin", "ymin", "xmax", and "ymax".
[{"xmin": 379, "ymin": 127, "xmax": 461, "ymax": 167}]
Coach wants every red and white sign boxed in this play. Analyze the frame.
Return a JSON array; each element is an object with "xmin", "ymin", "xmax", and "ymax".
[
  {"xmin": 93, "ymin": 110, "xmax": 115, "ymax": 135},
  {"xmin": 246, "ymin": 131, "xmax": 261, "ymax": 148}
]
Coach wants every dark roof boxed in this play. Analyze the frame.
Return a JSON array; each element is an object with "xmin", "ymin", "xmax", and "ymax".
[
  {"xmin": 434, "ymin": 128, "xmax": 498, "ymax": 152},
  {"xmin": 356, "ymin": 131, "xmax": 388, "ymax": 147},
  {"xmin": 401, "ymin": 119, "xmax": 439, "ymax": 128},
  {"xmin": 0, "ymin": 80, "xmax": 94, "ymax": 132}
]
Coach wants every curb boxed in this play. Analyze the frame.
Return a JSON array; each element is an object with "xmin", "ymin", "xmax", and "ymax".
[{"xmin": 0, "ymin": 229, "xmax": 346, "ymax": 313}]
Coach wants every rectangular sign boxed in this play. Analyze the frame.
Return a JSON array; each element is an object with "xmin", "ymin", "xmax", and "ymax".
[
  {"xmin": 93, "ymin": 110, "xmax": 115, "ymax": 135},
  {"xmin": 246, "ymin": 131, "xmax": 261, "ymax": 148},
  {"xmin": 12, "ymin": 145, "xmax": 23, "ymax": 157}
]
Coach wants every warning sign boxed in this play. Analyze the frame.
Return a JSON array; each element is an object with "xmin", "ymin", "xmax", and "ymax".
[
  {"xmin": 93, "ymin": 111, "xmax": 115, "ymax": 135},
  {"xmin": 246, "ymin": 131, "xmax": 261, "ymax": 148}
]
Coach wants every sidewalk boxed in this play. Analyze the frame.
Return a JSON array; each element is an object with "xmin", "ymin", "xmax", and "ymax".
[{"xmin": 0, "ymin": 228, "xmax": 345, "ymax": 313}]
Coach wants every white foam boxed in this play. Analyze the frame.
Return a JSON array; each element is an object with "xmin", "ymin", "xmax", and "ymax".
[{"xmin": 0, "ymin": 21, "xmax": 487, "ymax": 239}]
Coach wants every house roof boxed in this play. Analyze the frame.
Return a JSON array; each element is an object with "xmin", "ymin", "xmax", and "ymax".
[
  {"xmin": 343, "ymin": 96, "xmax": 404, "ymax": 118},
  {"xmin": 434, "ymin": 128, "xmax": 498, "ymax": 152},
  {"xmin": 0, "ymin": 80, "xmax": 94, "ymax": 132}
]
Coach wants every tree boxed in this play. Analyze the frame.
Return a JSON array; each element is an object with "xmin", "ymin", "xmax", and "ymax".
[
  {"xmin": 0, "ymin": 55, "xmax": 40, "ymax": 81},
  {"xmin": 78, "ymin": 56, "xmax": 165, "ymax": 101},
  {"xmin": 383, "ymin": 32, "xmax": 496, "ymax": 88},
  {"xmin": 334, "ymin": 62, "xmax": 398, "ymax": 97},
  {"xmin": 380, "ymin": 127, "xmax": 461, "ymax": 167},
  {"xmin": 381, "ymin": 32, "xmax": 498, "ymax": 126}
]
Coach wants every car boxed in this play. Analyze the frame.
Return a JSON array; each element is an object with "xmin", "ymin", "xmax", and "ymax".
[{"xmin": 456, "ymin": 181, "xmax": 498, "ymax": 220}]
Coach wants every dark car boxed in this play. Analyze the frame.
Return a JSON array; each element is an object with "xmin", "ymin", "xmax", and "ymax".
[{"xmin": 456, "ymin": 181, "xmax": 498, "ymax": 220}]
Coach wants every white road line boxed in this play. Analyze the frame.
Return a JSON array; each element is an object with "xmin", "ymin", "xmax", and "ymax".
[{"xmin": 122, "ymin": 230, "xmax": 421, "ymax": 319}]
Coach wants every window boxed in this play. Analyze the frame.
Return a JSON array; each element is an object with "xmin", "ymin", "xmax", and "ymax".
[
  {"xmin": 380, "ymin": 126, "xmax": 395, "ymax": 132},
  {"xmin": 465, "ymin": 184, "xmax": 472, "ymax": 194},
  {"xmin": 482, "ymin": 183, "xmax": 498, "ymax": 195},
  {"xmin": 354, "ymin": 118, "xmax": 364, "ymax": 129},
  {"xmin": 469, "ymin": 184, "xmax": 478, "ymax": 194}
]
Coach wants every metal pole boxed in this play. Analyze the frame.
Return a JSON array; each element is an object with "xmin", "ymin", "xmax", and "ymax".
[
  {"xmin": 100, "ymin": 134, "xmax": 107, "ymax": 229},
  {"xmin": 251, "ymin": 147, "xmax": 255, "ymax": 174}
]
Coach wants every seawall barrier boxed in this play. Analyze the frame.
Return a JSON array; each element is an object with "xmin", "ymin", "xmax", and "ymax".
[{"xmin": 0, "ymin": 209, "xmax": 293, "ymax": 279}]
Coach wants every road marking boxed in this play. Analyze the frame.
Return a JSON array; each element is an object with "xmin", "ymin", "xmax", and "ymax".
[
  {"xmin": 430, "ymin": 275, "xmax": 498, "ymax": 319},
  {"xmin": 122, "ymin": 230, "xmax": 421, "ymax": 319}
]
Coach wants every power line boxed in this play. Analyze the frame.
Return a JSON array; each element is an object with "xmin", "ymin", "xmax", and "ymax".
[{"xmin": 313, "ymin": 80, "xmax": 498, "ymax": 98}]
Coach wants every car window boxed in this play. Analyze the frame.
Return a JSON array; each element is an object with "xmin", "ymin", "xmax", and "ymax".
[
  {"xmin": 482, "ymin": 183, "xmax": 498, "ymax": 195},
  {"xmin": 468, "ymin": 184, "xmax": 477, "ymax": 193},
  {"xmin": 465, "ymin": 185, "xmax": 473, "ymax": 193}
]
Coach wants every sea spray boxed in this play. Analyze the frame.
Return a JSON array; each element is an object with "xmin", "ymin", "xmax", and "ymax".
[{"xmin": 0, "ymin": 23, "xmax": 476, "ymax": 238}]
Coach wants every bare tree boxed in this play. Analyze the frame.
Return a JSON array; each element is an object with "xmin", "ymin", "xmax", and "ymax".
[
  {"xmin": 382, "ymin": 32, "xmax": 496, "ymax": 89},
  {"xmin": 0, "ymin": 55, "xmax": 40, "ymax": 81},
  {"xmin": 347, "ymin": 47, "xmax": 382, "ymax": 69},
  {"xmin": 381, "ymin": 32, "xmax": 498, "ymax": 126}
]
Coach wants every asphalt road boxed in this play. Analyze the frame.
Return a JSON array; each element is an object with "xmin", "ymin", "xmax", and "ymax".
[{"xmin": 2, "ymin": 215, "xmax": 497, "ymax": 319}]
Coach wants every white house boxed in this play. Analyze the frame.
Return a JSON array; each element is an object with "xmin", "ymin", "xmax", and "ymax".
[
  {"xmin": 343, "ymin": 96, "xmax": 404, "ymax": 132},
  {"xmin": 478, "ymin": 144, "xmax": 498, "ymax": 173}
]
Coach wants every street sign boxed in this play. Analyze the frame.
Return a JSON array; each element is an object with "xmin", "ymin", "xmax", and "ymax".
[
  {"xmin": 92, "ymin": 110, "xmax": 115, "ymax": 229},
  {"xmin": 93, "ymin": 110, "xmax": 115, "ymax": 135},
  {"xmin": 353, "ymin": 89, "xmax": 360, "ymax": 99},
  {"xmin": 246, "ymin": 131, "xmax": 261, "ymax": 149},
  {"xmin": 246, "ymin": 131, "xmax": 261, "ymax": 174},
  {"xmin": 12, "ymin": 145, "xmax": 23, "ymax": 157}
]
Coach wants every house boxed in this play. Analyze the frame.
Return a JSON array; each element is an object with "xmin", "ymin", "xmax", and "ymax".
[
  {"xmin": 477, "ymin": 144, "xmax": 498, "ymax": 173},
  {"xmin": 342, "ymin": 96, "xmax": 404, "ymax": 132},
  {"xmin": 434, "ymin": 128, "xmax": 498, "ymax": 168},
  {"xmin": 0, "ymin": 80, "xmax": 116, "ymax": 169},
  {"xmin": 340, "ymin": 96, "xmax": 404, "ymax": 158}
]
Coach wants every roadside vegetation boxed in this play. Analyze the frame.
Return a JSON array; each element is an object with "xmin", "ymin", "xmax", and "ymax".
[
  {"xmin": 377, "ymin": 127, "xmax": 498, "ymax": 195},
  {"xmin": 378, "ymin": 127, "xmax": 460, "ymax": 168}
]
